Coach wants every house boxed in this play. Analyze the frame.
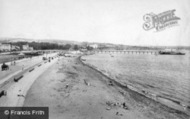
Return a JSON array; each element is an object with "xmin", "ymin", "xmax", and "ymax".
[
  {"xmin": 0, "ymin": 44, "xmax": 11, "ymax": 51},
  {"xmin": 70, "ymin": 50, "xmax": 82, "ymax": 54},
  {"xmin": 11, "ymin": 45, "xmax": 20, "ymax": 51},
  {"xmin": 89, "ymin": 44, "xmax": 98, "ymax": 49},
  {"xmin": 29, "ymin": 47, "xmax": 33, "ymax": 51},
  {"xmin": 22, "ymin": 44, "xmax": 33, "ymax": 51},
  {"xmin": 22, "ymin": 44, "xmax": 29, "ymax": 50},
  {"xmin": 80, "ymin": 48, "xmax": 87, "ymax": 52}
]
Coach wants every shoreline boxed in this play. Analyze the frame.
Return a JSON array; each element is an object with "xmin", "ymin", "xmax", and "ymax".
[
  {"xmin": 79, "ymin": 55, "xmax": 190, "ymax": 118},
  {"xmin": 22, "ymin": 54, "xmax": 189, "ymax": 119}
]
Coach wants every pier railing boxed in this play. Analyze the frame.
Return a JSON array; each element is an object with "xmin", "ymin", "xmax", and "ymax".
[{"xmin": 89, "ymin": 50, "xmax": 159, "ymax": 55}]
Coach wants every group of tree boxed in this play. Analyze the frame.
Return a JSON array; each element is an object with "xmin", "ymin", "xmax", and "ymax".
[
  {"xmin": 11, "ymin": 42, "xmax": 72, "ymax": 50},
  {"xmin": 8, "ymin": 41, "xmax": 101, "ymax": 51}
]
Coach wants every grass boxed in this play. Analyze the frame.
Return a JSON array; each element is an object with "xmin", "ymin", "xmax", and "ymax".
[{"xmin": 0, "ymin": 54, "xmax": 24, "ymax": 64}]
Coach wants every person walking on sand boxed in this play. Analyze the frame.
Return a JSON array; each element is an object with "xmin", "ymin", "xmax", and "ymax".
[{"xmin": 22, "ymin": 65, "xmax": 24, "ymax": 70}]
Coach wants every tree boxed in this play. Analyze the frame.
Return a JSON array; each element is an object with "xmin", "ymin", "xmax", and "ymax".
[
  {"xmin": 73, "ymin": 45, "xmax": 79, "ymax": 50},
  {"xmin": 87, "ymin": 46, "xmax": 93, "ymax": 50},
  {"xmin": 63, "ymin": 44, "xmax": 71, "ymax": 50}
]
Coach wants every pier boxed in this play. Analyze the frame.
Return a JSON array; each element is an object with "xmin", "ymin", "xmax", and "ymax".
[{"xmin": 90, "ymin": 50, "xmax": 159, "ymax": 55}]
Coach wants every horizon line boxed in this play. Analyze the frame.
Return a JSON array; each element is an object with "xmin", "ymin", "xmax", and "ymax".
[{"xmin": 0, "ymin": 37, "xmax": 190, "ymax": 47}]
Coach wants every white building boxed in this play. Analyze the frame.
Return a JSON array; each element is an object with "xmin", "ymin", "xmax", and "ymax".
[
  {"xmin": 89, "ymin": 44, "xmax": 98, "ymax": 49},
  {"xmin": 0, "ymin": 44, "xmax": 11, "ymax": 51},
  {"xmin": 22, "ymin": 44, "xmax": 33, "ymax": 51},
  {"xmin": 22, "ymin": 44, "xmax": 29, "ymax": 50}
]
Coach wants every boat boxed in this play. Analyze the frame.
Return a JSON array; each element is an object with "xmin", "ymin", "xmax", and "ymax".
[{"xmin": 158, "ymin": 49, "xmax": 185, "ymax": 55}]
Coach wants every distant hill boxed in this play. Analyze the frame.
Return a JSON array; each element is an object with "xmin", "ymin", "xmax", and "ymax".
[
  {"xmin": 0, "ymin": 38, "xmax": 190, "ymax": 50},
  {"xmin": 0, "ymin": 38, "xmax": 81, "ymax": 45}
]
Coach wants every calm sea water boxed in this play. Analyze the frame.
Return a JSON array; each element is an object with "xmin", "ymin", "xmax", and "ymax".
[{"xmin": 84, "ymin": 51, "xmax": 190, "ymax": 106}]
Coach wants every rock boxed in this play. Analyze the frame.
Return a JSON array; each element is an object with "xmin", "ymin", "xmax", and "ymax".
[
  {"xmin": 122, "ymin": 102, "xmax": 129, "ymax": 110},
  {"xmin": 187, "ymin": 105, "xmax": 190, "ymax": 110},
  {"xmin": 119, "ymin": 90, "xmax": 125, "ymax": 96},
  {"xmin": 116, "ymin": 112, "xmax": 119, "ymax": 115},
  {"xmin": 116, "ymin": 112, "xmax": 123, "ymax": 116},
  {"xmin": 65, "ymin": 84, "xmax": 69, "ymax": 88},
  {"xmin": 106, "ymin": 107, "xmax": 111, "ymax": 110},
  {"xmin": 106, "ymin": 101, "xmax": 112, "ymax": 106},
  {"xmin": 0, "ymin": 90, "xmax": 7, "ymax": 97},
  {"xmin": 84, "ymin": 79, "xmax": 90, "ymax": 86},
  {"xmin": 116, "ymin": 102, "xmax": 120, "ymax": 106},
  {"xmin": 108, "ymin": 81, "xmax": 114, "ymax": 86},
  {"xmin": 17, "ymin": 94, "xmax": 25, "ymax": 97}
]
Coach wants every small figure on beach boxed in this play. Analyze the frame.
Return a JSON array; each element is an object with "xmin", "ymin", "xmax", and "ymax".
[
  {"xmin": 0, "ymin": 90, "xmax": 7, "ymax": 97},
  {"xmin": 17, "ymin": 89, "xmax": 25, "ymax": 97}
]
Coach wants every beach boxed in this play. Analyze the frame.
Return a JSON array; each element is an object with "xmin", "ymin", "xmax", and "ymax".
[{"xmin": 23, "ymin": 55, "xmax": 189, "ymax": 119}]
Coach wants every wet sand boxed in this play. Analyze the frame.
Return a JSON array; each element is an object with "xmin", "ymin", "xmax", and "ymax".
[{"xmin": 23, "ymin": 56, "xmax": 189, "ymax": 119}]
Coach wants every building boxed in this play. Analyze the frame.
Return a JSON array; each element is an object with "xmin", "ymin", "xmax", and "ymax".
[
  {"xmin": 22, "ymin": 44, "xmax": 33, "ymax": 51},
  {"xmin": 0, "ymin": 44, "xmax": 11, "ymax": 51},
  {"xmin": 11, "ymin": 45, "xmax": 20, "ymax": 51},
  {"xmin": 89, "ymin": 44, "xmax": 98, "ymax": 49},
  {"xmin": 29, "ymin": 47, "xmax": 33, "ymax": 51},
  {"xmin": 22, "ymin": 44, "xmax": 29, "ymax": 50},
  {"xmin": 0, "ymin": 43, "xmax": 21, "ymax": 51},
  {"xmin": 80, "ymin": 48, "xmax": 87, "ymax": 52}
]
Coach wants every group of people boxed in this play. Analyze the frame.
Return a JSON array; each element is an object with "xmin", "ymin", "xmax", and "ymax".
[
  {"xmin": 1, "ymin": 59, "xmax": 16, "ymax": 71},
  {"xmin": 1, "ymin": 63, "xmax": 9, "ymax": 71}
]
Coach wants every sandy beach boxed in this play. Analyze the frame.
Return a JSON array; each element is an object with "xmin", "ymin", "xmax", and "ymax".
[
  {"xmin": 23, "ymin": 55, "xmax": 189, "ymax": 119},
  {"xmin": 1, "ymin": 0, "xmax": 190, "ymax": 118}
]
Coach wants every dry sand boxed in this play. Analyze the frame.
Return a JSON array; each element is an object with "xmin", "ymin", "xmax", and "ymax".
[{"xmin": 23, "ymin": 56, "xmax": 189, "ymax": 119}]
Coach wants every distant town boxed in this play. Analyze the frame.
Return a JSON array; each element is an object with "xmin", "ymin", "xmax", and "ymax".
[{"xmin": 0, "ymin": 38, "xmax": 190, "ymax": 53}]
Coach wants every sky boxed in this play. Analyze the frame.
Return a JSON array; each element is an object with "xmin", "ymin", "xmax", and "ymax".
[{"xmin": 0, "ymin": 0, "xmax": 190, "ymax": 46}]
